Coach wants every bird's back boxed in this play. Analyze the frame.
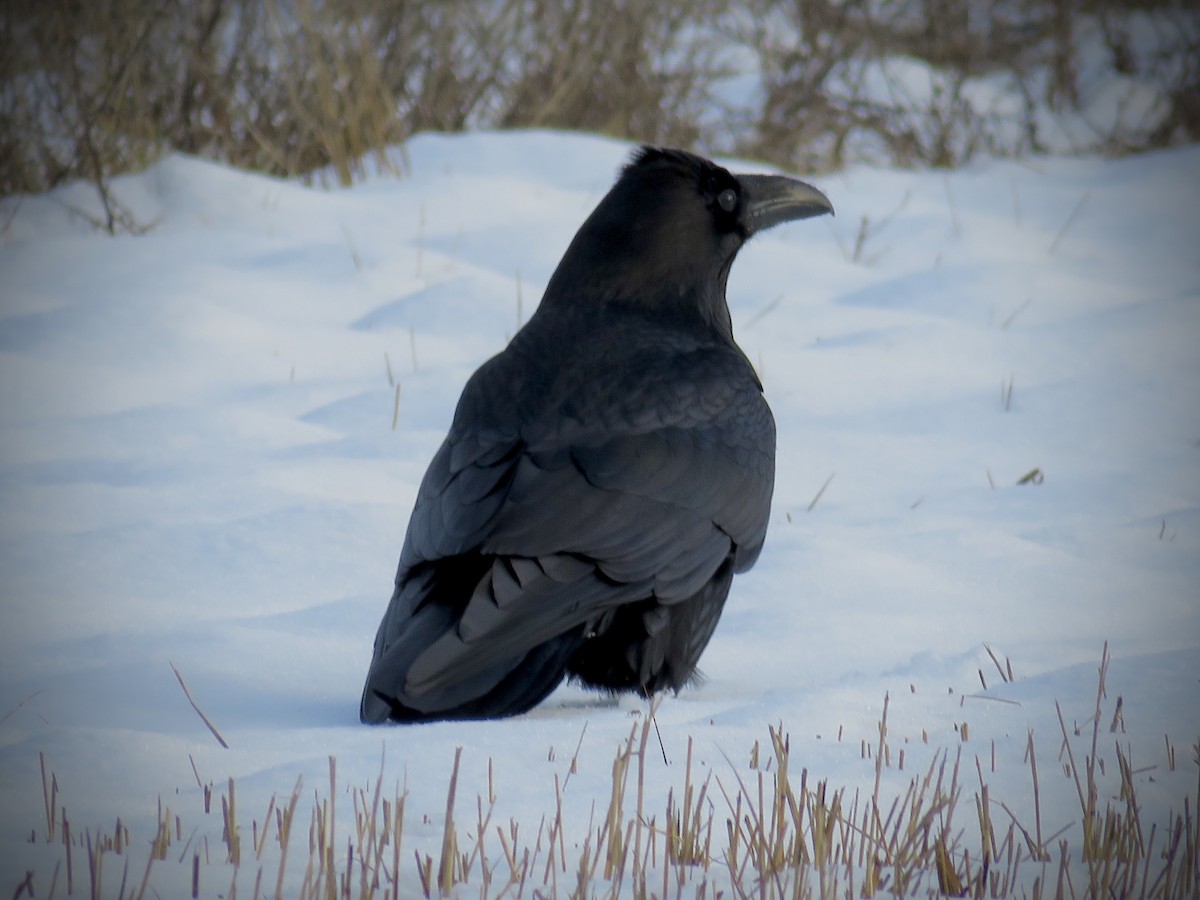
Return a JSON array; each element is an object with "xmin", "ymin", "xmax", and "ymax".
[{"xmin": 361, "ymin": 303, "xmax": 774, "ymax": 723}]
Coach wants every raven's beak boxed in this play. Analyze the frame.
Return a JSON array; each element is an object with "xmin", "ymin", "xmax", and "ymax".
[{"xmin": 737, "ymin": 174, "xmax": 834, "ymax": 236}]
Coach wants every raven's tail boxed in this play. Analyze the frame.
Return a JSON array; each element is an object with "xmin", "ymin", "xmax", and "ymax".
[
  {"xmin": 359, "ymin": 556, "xmax": 587, "ymax": 724},
  {"xmin": 361, "ymin": 626, "xmax": 583, "ymax": 723}
]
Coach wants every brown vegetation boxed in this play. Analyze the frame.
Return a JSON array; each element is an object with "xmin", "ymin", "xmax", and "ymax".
[
  {"xmin": 2, "ymin": 0, "xmax": 1197, "ymax": 230},
  {"xmin": 13, "ymin": 650, "xmax": 1200, "ymax": 898}
]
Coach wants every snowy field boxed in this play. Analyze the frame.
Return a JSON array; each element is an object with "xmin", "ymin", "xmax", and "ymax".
[{"xmin": 1, "ymin": 130, "xmax": 1198, "ymax": 896}]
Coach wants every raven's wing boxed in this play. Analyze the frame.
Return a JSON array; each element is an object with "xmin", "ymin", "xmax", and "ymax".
[{"xmin": 362, "ymin": 341, "xmax": 773, "ymax": 720}]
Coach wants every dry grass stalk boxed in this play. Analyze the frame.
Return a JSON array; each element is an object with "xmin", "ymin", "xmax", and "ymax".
[
  {"xmin": 13, "ymin": 647, "xmax": 1200, "ymax": 898},
  {"xmin": 170, "ymin": 662, "xmax": 230, "ymax": 748},
  {"xmin": 39, "ymin": 751, "xmax": 58, "ymax": 843},
  {"xmin": 438, "ymin": 745, "xmax": 463, "ymax": 894},
  {"xmin": 807, "ymin": 473, "xmax": 835, "ymax": 513},
  {"xmin": 274, "ymin": 775, "xmax": 302, "ymax": 900},
  {"xmin": 1, "ymin": 689, "xmax": 44, "ymax": 730}
]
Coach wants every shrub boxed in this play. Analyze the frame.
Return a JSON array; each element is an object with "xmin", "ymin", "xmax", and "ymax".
[{"xmin": 2, "ymin": 0, "xmax": 1196, "ymax": 228}]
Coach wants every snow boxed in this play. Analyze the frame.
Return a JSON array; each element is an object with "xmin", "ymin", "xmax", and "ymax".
[{"xmin": 1, "ymin": 129, "xmax": 1198, "ymax": 897}]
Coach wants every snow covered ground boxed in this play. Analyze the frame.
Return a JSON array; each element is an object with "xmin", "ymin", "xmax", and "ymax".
[{"xmin": 1, "ymin": 130, "xmax": 1197, "ymax": 896}]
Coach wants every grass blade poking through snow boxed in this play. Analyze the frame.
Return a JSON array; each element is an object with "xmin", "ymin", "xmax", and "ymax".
[{"xmin": 170, "ymin": 663, "xmax": 229, "ymax": 749}]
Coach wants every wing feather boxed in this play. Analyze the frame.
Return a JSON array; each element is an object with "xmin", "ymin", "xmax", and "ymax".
[{"xmin": 365, "ymin": 325, "xmax": 775, "ymax": 718}]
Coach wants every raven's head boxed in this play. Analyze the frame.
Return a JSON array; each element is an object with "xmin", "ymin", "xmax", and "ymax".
[{"xmin": 542, "ymin": 146, "xmax": 833, "ymax": 338}]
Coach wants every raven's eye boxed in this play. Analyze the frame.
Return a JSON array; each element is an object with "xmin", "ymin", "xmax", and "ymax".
[{"xmin": 717, "ymin": 188, "xmax": 737, "ymax": 212}]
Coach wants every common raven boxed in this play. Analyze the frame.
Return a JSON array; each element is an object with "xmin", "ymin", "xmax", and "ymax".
[{"xmin": 361, "ymin": 147, "xmax": 832, "ymax": 723}]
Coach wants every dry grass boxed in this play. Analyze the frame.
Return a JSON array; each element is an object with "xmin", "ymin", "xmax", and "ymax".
[
  {"xmin": 2, "ymin": 0, "xmax": 1197, "ymax": 232},
  {"xmin": 10, "ymin": 646, "xmax": 1199, "ymax": 899}
]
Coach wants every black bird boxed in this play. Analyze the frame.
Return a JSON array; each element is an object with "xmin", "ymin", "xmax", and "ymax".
[{"xmin": 361, "ymin": 147, "xmax": 832, "ymax": 723}]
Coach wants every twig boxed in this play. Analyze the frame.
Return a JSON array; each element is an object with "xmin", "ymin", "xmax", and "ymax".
[
  {"xmin": 650, "ymin": 696, "xmax": 669, "ymax": 766},
  {"xmin": 0, "ymin": 688, "xmax": 45, "ymax": 729},
  {"xmin": 170, "ymin": 663, "xmax": 230, "ymax": 748},
  {"xmin": 439, "ymin": 746, "xmax": 463, "ymax": 893},
  {"xmin": 1001, "ymin": 297, "xmax": 1032, "ymax": 329},
  {"xmin": 0, "ymin": 196, "xmax": 23, "ymax": 240},
  {"xmin": 983, "ymin": 644, "xmax": 1011, "ymax": 683},
  {"xmin": 341, "ymin": 224, "xmax": 362, "ymax": 270},
  {"xmin": 942, "ymin": 174, "xmax": 961, "ymax": 236},
  {"xmin": 807, "ymin": 473, "xmax": 835, "ymax": 512},
  {"xmin": 1048, "ymin": 191, "xmax": 1092, "ymax": 254}
]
